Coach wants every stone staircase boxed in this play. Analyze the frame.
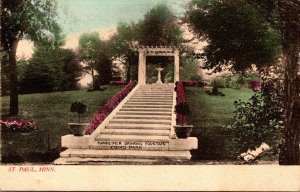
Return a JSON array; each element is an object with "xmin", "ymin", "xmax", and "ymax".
[{"xmin": 54, "ymin": 84, "xmax": 197, "ymax": 164}]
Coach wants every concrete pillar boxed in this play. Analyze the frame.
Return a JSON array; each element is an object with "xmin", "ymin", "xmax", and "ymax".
[
  {"xmin": 138, "ymin": 49, "xmax": 146, "ymax": 84},
  {"xmin": 174, "ymin": 49, "xmax": 180, "ymax": 82}
]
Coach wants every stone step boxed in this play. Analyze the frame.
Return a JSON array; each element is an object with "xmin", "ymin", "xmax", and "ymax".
[
  {"xmin": 109, "ymin": 119, "xmax": 171, "ymax": 125},
  {"xmin": 138, "ymin": 92, "xmax": 173, "ymax": 94},
  {"xmin": 133, "ymin": 94, "xmax": 173, "ymax": 97},
  {"xmin": 54, "ymin": 157, "xmax": 159, "ymax": 165},
  {"xmin": 100, "ymin": 128, "xmax": 170, "ymax": 136},
  {"xmin": 105, "ymin": 123, "xmax": 171, "ymax": 130},
  {"xmin": 128, "ymin": 98, "xmax": 173, "ymax": 103},
  {"xmin": 123, "ymin": 104, "xmax": 172, "ymax": 108},
  {"xmin": 116, "ymin": 111, "xmax": 172, "ymax": 116},
  {"xmin": 132, "ymin": 95, "xmax": 173, "ymax": 98},
  {"xmin": 127, "ymin": 100, "xmax": 172, "ymax": 103},
  {"xmin": 114, "ymin": 115, "xmax": 171, "ymax": 120},
  {"xmin": 130, "ymin": 97, "xmax": 173, "ymax": 100},
  {"xmin": 60, "ymin": 149, "xmax": 191, "ymax": 160},
  {"xmin": 119, "ymin": 108, "xmax": 172, "ymax": 112},
  {"xmin": 96, "ymin": 134, "xmax": 169, "ymax": 142},
  {"xmin": 126, "ymin": 102, "xmax": 173, "ymax": 106}
]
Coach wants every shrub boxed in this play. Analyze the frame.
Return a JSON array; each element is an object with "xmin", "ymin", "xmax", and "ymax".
[
  {"xmin": 70, "ymin": 101, "xmax": 87, "ymax": 123},
  {"xmin": 210, "ymin": 77, "xmax": 227, "ymax": 88},
  {"xmin": 175, "ymin": 81, "xmax": 189, "ymax": 125},
  {"xmin": 226, "ymin": 82, "xmax": 283, "ymax": 152}
]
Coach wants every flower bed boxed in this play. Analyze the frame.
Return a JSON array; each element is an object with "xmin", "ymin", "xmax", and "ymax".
[
  {"xmin": 175, "ymin": 81, "xmax": 187, "ymax": 125},
  {"xmin": 110, "ymin": 80, "xmax": 129, "ymax": 85},
  {"xmin": 0, "ymin": 118, "xmax": 37, "ymax": 133},
  {"xmin": 85, "ymin": 81, "xmax": 137, "ymax": 135}
]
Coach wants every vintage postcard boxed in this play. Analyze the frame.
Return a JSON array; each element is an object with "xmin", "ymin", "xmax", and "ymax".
[{"xmin": 1, "ymin": 0, "xmax": 299, "ymax": 191}]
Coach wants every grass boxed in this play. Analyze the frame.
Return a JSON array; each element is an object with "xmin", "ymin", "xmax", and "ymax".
[
  {"xmin": 1, "ymin": 85, "xmax": 123, "ymax": 163},
  {"xmin": 186, "ymin": 87, "xmax": 254, "ymax": 160}
]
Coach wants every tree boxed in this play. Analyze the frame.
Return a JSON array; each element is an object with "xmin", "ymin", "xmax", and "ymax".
[
  {"xmin": 110, "ymin": 4, "xmax": 184, "ymax": 81},
  {"xmin": 186, "ymin": 0, "xmax": 282, "ymax": 72},
  {"xmin": 109, "ymin": 22, "xmax": 139, "ymax": 81},
  {"xmin": 1, "ymin": 0, "xmax": 59, "ymax": 115},
  {"xmin": 79, "ymin": 32, "xmax": 112, "ymax": 89},
  {"xmin": 19, "ymin": 46, "xmax": 82, "ymax": 93},
  {"xmin": 186, "ymin": 0, "xmax": 300, "ymax": 164},
  {"xmin": 246, "ymin": 0, "xmax": 300, "ymax": 165},
  {"xmin": 137, "ymin": 3, "xmax": 183, "ymax": 46}
]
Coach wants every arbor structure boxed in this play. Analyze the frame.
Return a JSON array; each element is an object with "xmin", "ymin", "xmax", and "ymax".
[
  {"xmin": 1, "ymin": 0, "xmax": 58, "ymax": 115},
  {"xmin": 110, "ymin": 4, "xmax": 184, "ymax": 81}
]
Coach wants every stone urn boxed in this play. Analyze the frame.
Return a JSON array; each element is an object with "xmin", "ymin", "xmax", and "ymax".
[
  {"xmin": 173, "ymin": 125, "xmax": 193, "ymax": 139},
  {"xmin": 68, "ymin": 123, "xmax": 89, "ymax": 136},
  {"xmin": 155, "ymin": 67, "xmax": 164, "ymax": 84}
]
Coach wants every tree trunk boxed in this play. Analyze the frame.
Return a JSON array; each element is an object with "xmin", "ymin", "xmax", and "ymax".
[
  {"xmin": 126, "ymin": 64, "xmax": 131, "ymax": 81},
  {"xmin": 280, "ymin": 27, "xmax": 300, "ymax": 165},
  {"xmin": 91, "ymin": 66, "xmax": 95, "ymax": 89},
  {"xmin": 9, "ymin": 39, "xmax": 19, "ymax": 116}
]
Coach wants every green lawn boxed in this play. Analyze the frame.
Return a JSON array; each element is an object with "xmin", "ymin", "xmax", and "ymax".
[
  {"xmin": 1, "ymin": 85, "xmax": 123, "ymax": 163},
  {"xmin": 186, "ymin": 87, "xmax": 254, "ymax": 160}
]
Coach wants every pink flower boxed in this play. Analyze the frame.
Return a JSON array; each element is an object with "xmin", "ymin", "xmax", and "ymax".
[{"xmin": 85, "ymin": 82, "xmax": 136, "ymax": 135}]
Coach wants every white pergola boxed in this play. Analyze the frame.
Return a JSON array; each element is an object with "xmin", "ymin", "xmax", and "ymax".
[{"xmin": 137, "ymin": 46, "xmax": 180, "ymax": 84}]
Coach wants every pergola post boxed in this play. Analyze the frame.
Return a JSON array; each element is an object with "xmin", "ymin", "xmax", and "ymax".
[
  {"xmin": 138, "ymin": 49, "xmax": 146, "ymax": 84},
  {"xmin": 174, "ymin": 49, "xmax": 180, "ymax": 82}
]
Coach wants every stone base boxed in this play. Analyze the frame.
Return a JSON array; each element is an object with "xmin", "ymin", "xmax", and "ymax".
[
  {"xmin": 61, "ymin": 134, "xmax": 91, "ymax": 149},
  {"xmin": 168, "ymin": 137, "xmax": 198, "ymax": 151}
]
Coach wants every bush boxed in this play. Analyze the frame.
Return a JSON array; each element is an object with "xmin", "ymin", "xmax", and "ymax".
[
  {"xmin": 19, "ymin": 46, "xmax": 82, "ymax": 94},
  {"xmin": 226, "ymin": 82, "xmax": 283, "ymax": 152},
  {"xmin": 210, "ymin": 77, "xmax": 227, "ymax": 88}
]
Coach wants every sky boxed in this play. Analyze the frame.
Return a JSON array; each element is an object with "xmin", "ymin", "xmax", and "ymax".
[
  {"xmin": 17, "ymin": 0, "xmax": 190, "ymax": 59},
  {"xmin": 57, "ymin": 0, "xmax": 190, "ymax": 35}
]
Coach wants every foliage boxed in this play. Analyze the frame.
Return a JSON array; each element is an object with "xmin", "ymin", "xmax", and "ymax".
[
  {"xmin": 180, "ymin": 57, "xmax": 201, "ymax": 81},
  {"xmin": 175, "ymin": 102, "xmax": 191, "ymax": 126},
  {"xmin": 1, "ymin": 0, "xmax": 60, "ymax": 115},
  {"xmin": 175, "ymin": 81, "xmax": 191, "ymax": 125},
  {"xmin": 137, "ymin": 3, "xmax": 183, "ymax": 46},
  {"xmin": 110, "ymin": 4, "xmax": 184, "ymax": 81},
  {"xmin": 18, "ymin": 46, "xmax": 82, "ymax": 93},
  {"xmin": 79, "ymin": 32, "xmax": 112, "ymax": 89},
  {"xmin": 70, "ymin": 101, "xmax": 87, "ymax": 123},
  {"xmin": 226, "ymin": 82, "xmax": 283, "ymax": 151},
  {"xmin": 210, "ymin": 74, "xmax": 261, "ymax": 89},
  {"xmin": 0, "ymin": 117, "xmax": 37, "ymax": 133},
  {"xmin": 86, "ymin": 82, "xmax": 137, "ymax": 134},
  {"xmin": 186, "ymin": 0, "xmax": 282, "ymax": 72},
  {"xmin": 109, "ymin": 22, "xmax": 139, "ymax": 81},
  {"xmin": 185, "ymin": 87, "xmax": 254, "ymax": 159}
]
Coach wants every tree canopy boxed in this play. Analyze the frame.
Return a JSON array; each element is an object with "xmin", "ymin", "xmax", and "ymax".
[
  {"xmin": 79, "ymin": 32, "xmax": 112, "ymax": 88},
  {"xmin": 1, "ymin": 0, "xmax": 59, "ymax": 115},
  {"xmin": 186, "ymin": 0, "xmax": 282, "ymax": 73},
  {"xmin": 137, "ymin": 3, "xmax": 184, "ymax": 46},
  {"xmin": 109, "ymin": 4, "xmax": 184, "ymax": 81}
]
